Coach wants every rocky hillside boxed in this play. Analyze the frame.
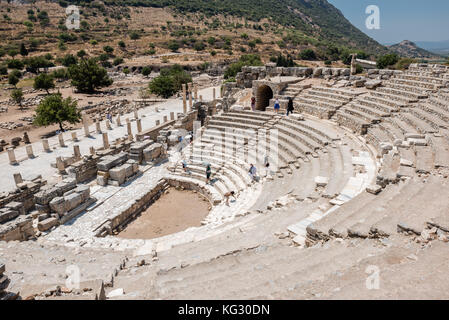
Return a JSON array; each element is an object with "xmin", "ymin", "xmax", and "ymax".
[
  {"xmin": 87, "ymin": 0, "xmax": 386, "ymax": 54},
  {"xmin": 388, "ymin": 40, "xmax": 440, "ymax": 59}
]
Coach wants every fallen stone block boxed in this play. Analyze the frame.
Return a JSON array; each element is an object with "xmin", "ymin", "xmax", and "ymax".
[
  {"xmin": 64, "ymin": 193, "xmax": 83, "ymax": 212},
  {"xmin": 366, "ymin": 185, "xmax": 382, "ymax": 195},
  {"xmin": 109, "ymin": 166, "xmax": 127, "ymax": 185},
  {"xmin": 0, "ymin": 209, "xmax": 19, "ymax": 224},
  {"xmin": 49, "ymin": 197, "xmax": 67, "ymax": 215},
  {"xmin": 408, "ymin": 138, "xmax": 427, "ymax": 146},
  {"xmin": 365, "ymin": 80, "xmax": 382, "ymax": 89},
  {"xmin": 38, "ymin": 217, "xmax": 59, "ymax": 232},
  {"xmin": 400, "ymin": 158, "xmax": 414, "ymax": 167},
  {"xmin": 314, "ymin": 176, "xmax": 329, "ymax": 187},
  {"xmin": 74, "ymin": 185, "xmax": 90, "ymax": 203},
  {"xmin": 5, "ymin": 202, "xmax": 25, "ymax": 216}
]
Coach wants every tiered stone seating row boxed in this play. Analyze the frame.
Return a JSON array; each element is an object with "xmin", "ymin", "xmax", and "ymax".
[
  {"xmin": 294, "ymin": 86, "xmax": 357, "ymax": 119},
  {"xmin": 307, "ymin": 175, "xmax": 449, "ymax": 241}
]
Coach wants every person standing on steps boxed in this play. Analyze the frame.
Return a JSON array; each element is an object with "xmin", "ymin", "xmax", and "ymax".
[
  {"xmin": 286, "ymin": 97, "xmax": 294, "ymax": 116},
  {"xmin": 206, "ymin": 164, "xmax": 212, "ymax": 184},
  {"xmin": 224, "ymin": 191, "xmax": 236, "ymax": 206},
  {"xmin": 251, "ymin": 96, "xmax": 256, "ymax": 111},
  {"xmin": 274, "ymin": 99, "xmax": 280, "ymax": 114}
]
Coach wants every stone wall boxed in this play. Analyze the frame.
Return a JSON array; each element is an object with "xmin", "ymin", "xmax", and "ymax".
[
  {"xmin": 0, "ymin": 176, "xmax": 46, "ymax": 212},
  {"xmin": 95, "ymin": 179, "xmax": 168, "ymax": 237},
  {"xmin": 0, "ymin": 262, "xmax": 18, "ymax": 300},
  {"xmin": 95, "ymin": 177, "xmax": 214, "ymax": 237},
  {"xmin": 235, "ymin": 65, "xmax": 350, "ymax": 88},
  {"xmin": 67, "ymin": 141, "xmax": 132, "ymax": 183}
]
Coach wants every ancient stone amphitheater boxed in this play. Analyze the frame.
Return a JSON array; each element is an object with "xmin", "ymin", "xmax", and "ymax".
[{"xmin": 2, "ymin": 63, "xmax": 449, "ymax": 300}]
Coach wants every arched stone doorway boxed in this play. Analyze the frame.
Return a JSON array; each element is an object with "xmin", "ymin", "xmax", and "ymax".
[{"xmin": 256, "ymin": 85, "xmax": 273, "ymax": 111}]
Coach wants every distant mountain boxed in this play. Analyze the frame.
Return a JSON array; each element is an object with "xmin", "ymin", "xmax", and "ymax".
[
  {"xmin": 415, "ymin": 40, "xmax": 449, "ymax": 56},
  {"xmin": 388, "ymin": 40, "xmax": 440, "ymax": 59}
]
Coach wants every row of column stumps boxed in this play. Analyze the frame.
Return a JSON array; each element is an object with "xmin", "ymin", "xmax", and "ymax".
[{"xmin": 7, "ymin": 94, "xmax": 178, "ymax": 169}]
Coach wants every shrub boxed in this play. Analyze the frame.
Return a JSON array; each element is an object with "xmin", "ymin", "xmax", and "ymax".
[
  {"xmin": 376, "ymin": 53, "xmax": 399, "ymax": 69},
  {"xmin": 149, "ymin": 64, "xmax": 192, "ymax": 98},
  {"xmin": 113, "ymin": 57, "xmax": 124, "ymax": 66},
  {"xmin": 168, "ymin": 40, "xmax": 180, "ymax": 52},
  {"xmin": 141, "ymin": 66, "xmax": 152, "ymax": 76},
  {"xmin": 61, "ymin": 54, "xmax": 78, "ymax": 67},
  {"xmin": 224, "ymin": 54, "xmax": 263, "ymax": 79},
  {"xmin": 7, "ymin": 59, "xmax": 24, "ymax": 70},
  {"xmin": 299, "ymin": 48, "xmax": 316, "ymax": 60}
]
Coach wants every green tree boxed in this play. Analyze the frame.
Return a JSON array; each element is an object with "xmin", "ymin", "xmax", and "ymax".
[
  {"xmin": 8, "ymin": 70, "xmax": 21, "ymax": 87},
  {"xmin": 61, "ymin": 54, "xmax": 78, "ymax": 67},
  {"xmin": 149, "ymin": 64, "xmax": 192, "ymax": 98},
  {"xmin": 11, "ymin": 88, "xmax": 24, "ymax": 110},
  {"xmin": 299, "ymin": 49, "xmax": 316, "ymax": 60},
  {"xmin": 23, "ymin": 56, "xmax": 53, "ymax": 74},
  {"xmin": 7, "ymin": 59, "xmax": 24, "ymax": 70},
  {"xmin": 34, "ymin": 73, "xmax": 55, "ymax": 94},
  {"xmin": 34, "ymin": 94, "xmax": 81, "ymax": 132},
  {"xmin": 68, "ymin": 58, "xmax": 113, "ymax": 93},
  {"xmin": 148, "ymin": 75, "xmax": 175, "ymax": 99},
  {"xmin": 20, "ymin": 43, "xmax": 29, "ymax": 56},
  {"xmin": 377, "ymin": 53, "xmax": 399, "ymax": 69}
]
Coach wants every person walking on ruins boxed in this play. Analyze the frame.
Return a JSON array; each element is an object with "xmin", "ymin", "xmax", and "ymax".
[
  {"xmin": 249, "ymin": 164, "xmax": 257, "ymax": 182},
  {"xmin": 224, "ymin": 191, "xmax": 237, "ymax": 206},
  {"xmin": 286, "ymin": 97, "xmax": 294, "ymax": 116},
  {"xmin": 251, "ymin": 96, "xmax": 256, "ymax": 111},
  {"xmin": 206, "ymin": 164, "xmax": 212, "ymax": 184},
  {"xmin": 274, "ymin": 99, "xmax": 280, "ymax": 114}
]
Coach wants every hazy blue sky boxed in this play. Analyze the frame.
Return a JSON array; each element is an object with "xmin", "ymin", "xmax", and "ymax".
[{"xmin": 327, "ymin": 0, "xmax": 449, "ymax": 44}]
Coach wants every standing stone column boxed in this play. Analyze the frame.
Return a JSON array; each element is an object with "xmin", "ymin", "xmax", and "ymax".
[
  {"xmin": 163, "ymin": 115, "xmax": 168, "ymax": 123},
  {"xmin": 137, "ymin": 119, "xmax": 142, "ymax": 133},
  {"xmin": 170, "ymin": 112, "xmax": 175, "ymax": 121},
  {"xmin": 102, "ymin": 133, "xmax": 110, "ymax": 150},
  {"xmin": 134, "ymin": 108, "xmax": 139, "ymax": 120},
  {"xmin": 200, "ymin": 95, "xmax": 203, "ymax": 102},
  {"xmin": 106, "ymin": 120, "xmax": 112, "ymax": 130},
  {"xmin": 188, "ymin": 83, "xmax": 193, "ymax": 110},
  {"xmin": 42, "ymin": 139, "xmax": 51, "ymax": 153},
  {"xmin": 126, "ymin": 121, "xmax": 133, "ymax": 141},
  {"xmin": 156, "ymin": 120, "xmax": 161, "ymax": 126},
  {"xmin": 56, "ymin": 156, "xmax": 65, "ymax": 172},
  {"xmin": 182, "ymin": 84, "xmax": 187, "ymax": 114},
  {"xmin": 116, "ymin": 115, "xmax": 122, "ymax": 126},
  {"xmin": 26, "ymin": 145, "xmax": 34, "ymax": 159},
  {"xmin": 71, "ymin": 132, "xmax": 78, "ymax": 142},
  {"xmin": 213, "ymin": 88, "xmax": 216, "ymax": 101},
  {"xmin": 194, "ymin": 83, "xmax": 198, "ymax": 100},
  {"xmin": 8, "ymin": 148, "xmax": 18, "ymax": 165},
  {"xmin": 83, "ymin": 114, "xmax": 90, "ymax": 137},
  {"xmin": 73, "ymin": 145, "xmax": 81, "ymax": 159},
  {"xmin": 58, "ymin": 133, "xmax": 66, "ymax": 147},
  {"xmin": 96, "ymin": 121, "xmax": 102, "ymax": 134},
  {"xmin": 13, "ymin": 173, "xmax": 23, "ymax": 186},
  {"xmin": 350, "ymin": 53, "xmax": 357, "ymax": 75}
]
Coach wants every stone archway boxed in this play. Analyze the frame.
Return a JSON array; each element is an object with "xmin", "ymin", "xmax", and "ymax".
[{"xmin": 256, "ymin": 85, "xmax": 273, "ymax": 111}]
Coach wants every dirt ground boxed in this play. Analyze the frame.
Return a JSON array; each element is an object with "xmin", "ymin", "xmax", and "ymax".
[{"xmin": 118, "ymin": 188, "xmax": 211, "ymax": 240}]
